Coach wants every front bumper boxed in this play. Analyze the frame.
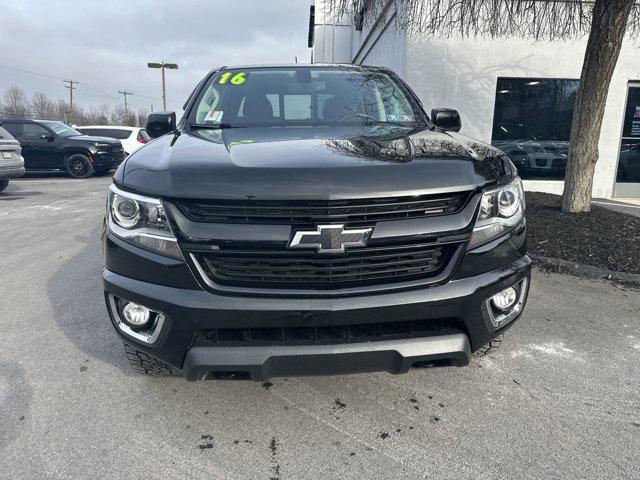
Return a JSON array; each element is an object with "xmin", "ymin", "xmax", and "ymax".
[
  {"xmin": 93, "ymin": 151, "xmax": 125, "ymax": 169},
  {"xmin": 103, "ymin": 228, "xmax": 531, "ymax": 380},
  {"xmin": 183, "ymin": 334, "xmax": 471, "ymax": 381}
]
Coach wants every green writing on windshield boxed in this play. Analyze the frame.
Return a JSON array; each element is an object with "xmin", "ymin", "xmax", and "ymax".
[{"xmin": 218, "ymin": 72, "xmax": 247, "ymax": 85}]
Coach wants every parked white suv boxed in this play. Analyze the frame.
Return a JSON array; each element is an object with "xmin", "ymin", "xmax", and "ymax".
[
  {"xmin": 496, "ymin": 140, "xmax": 567, "ymax": 175},
  {"xmin": 75, "ymin": 126, "xmax": 150, "ymax": 155}
]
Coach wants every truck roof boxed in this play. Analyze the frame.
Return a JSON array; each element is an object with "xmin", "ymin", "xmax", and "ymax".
[{"xmin": 216, "ymin": 63, "xmax": 385, "ymax": 71}]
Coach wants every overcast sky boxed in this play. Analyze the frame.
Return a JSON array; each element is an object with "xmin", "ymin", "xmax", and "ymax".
[{"xmin": 0, "ymin": 0, "xmax": 311, "ymax": 113}]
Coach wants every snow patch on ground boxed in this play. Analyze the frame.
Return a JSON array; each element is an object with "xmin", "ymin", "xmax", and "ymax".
[
  {"xmin": 29, "ymin": 205, "xmax": 63, "ymax": 211},
  {"xmin": 511, "ymin": 341, "xmax": 583, "ymax": 361}
]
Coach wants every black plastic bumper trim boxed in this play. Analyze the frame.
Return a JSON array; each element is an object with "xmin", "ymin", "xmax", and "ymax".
[{"xmin": 182, "ymin": 333, "xmax": 471, "ymax": 381}]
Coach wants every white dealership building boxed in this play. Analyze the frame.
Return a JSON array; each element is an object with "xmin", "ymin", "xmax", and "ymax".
[{"xmin": 308, "ymin": 0, "xmax": 640, "ymax": 199}]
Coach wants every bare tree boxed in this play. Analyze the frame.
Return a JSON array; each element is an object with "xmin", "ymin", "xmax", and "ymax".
[
  {"xmin": 136, "ymin": 108, "xmax": 149, "ymax": 128},
  {"xmin": 53, "ymin": 98, "xmax": 71, "ymax": 123},
  {"xmin": 330, "ymin": 0, "xmax": 640, "ymax": 212},
  {"xmin": 85, "ymin": 104, "xmax": 112, "ymax": 125},
  {"xmin": 110, "ymin": 105, "xmax": 136, "ymax": 126},
  {"xmin": 31, "ymin": 91, "xmax": 55, "ymax": 119},
  {"xmin": 1, "ymin": 86, "xmax": 32, "ymax": 118},
  {"xmin": 562, "ymin": 0, "xmax": 635, "ymax": 211}
]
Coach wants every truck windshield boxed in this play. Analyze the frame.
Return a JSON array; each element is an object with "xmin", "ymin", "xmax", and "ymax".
[
  {"xmin": 40, "ymin": 121, "xmax": 81, "ymax": 137},
  {"xmin": 189, "ymin": 67, "xmax": 422, "ymax": 128}
]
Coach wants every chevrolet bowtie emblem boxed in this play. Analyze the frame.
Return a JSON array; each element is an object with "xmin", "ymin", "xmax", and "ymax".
[{"xmin": 288, "ymin": 224, "xmax": 373, "ymax": 254}]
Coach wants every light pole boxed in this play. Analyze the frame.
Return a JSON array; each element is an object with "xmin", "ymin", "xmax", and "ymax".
[{"xmin": 147, "ymin": 62, "xmax": 178, "ymax": 111}]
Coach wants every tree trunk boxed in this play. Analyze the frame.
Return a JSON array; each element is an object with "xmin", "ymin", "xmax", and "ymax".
[{"xmin": 561, "ymin": 0, "xmax": 634, "ymax": 213}]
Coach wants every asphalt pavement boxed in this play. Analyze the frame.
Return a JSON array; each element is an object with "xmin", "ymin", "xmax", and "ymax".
[{"xmin": 1, "ymin": 174, "xmax": 639, "ymax": 479}]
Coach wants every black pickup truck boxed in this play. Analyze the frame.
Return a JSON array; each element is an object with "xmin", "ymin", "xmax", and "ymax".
[
  {"xmin": 0, "ymin": 119, "xmax": 125, "ymax": 178},
  {"xmin": 102, "ymin": 64, "xmax": 530, "ymax": 381}
]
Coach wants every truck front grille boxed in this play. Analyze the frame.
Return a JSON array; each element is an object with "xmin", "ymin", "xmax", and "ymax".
[
  {"xmin": 193, "ymin": 240, "xmax": 457, "ymax": 289},
  {"xmin": 110, "ymin": 143, "xmax": 125, "ymax": 163},
  {"xmin": 176, "ymin": 191, "xmax": 470, "ymax": 225}
]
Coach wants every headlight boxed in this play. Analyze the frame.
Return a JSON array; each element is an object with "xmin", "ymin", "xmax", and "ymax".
[
  {"xmin": 469, "ymin": 177, "xmax": 525, "ymax": 249},
  {"xmin": 107, "ymin": 184, "xmax": 182, "ymax": 260}
]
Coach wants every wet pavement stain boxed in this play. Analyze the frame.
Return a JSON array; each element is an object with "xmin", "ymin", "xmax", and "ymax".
[
  {"xmin": 269, "ymin": 437, "xmax": 280, "ymax": 479},
  {"xmin": 198, "ymin": 435, "xmax": 214, "ymax": 450}
]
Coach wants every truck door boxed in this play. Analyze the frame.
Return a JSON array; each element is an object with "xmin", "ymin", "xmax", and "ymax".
[{"xmin": 21, "ymin": 123, "xmax": 61, "ymax": 169}]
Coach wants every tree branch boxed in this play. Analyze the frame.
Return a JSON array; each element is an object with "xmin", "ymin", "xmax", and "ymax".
[{"xmin": 328, "ymin": 0, "xmax": 640, "ymax": 39}]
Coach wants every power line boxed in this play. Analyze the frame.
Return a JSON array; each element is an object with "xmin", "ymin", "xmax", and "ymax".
[
  {"xmin": 132, "ymin": 92, "xmax": 182, "ymax": 104},
  {"xmin": 0, "ymin": 63, "xmax": 62, "ymax": 81},
  {"xmin": 0, "ymin": 63, "xmax": 182, "ymax": 105}
]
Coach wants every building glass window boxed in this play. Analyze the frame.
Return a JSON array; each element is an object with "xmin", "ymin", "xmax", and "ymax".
[
  {"xmin": 616, "ymin": 85, "xmax": 640, "ymax": 183},
  {"xmin": 491, "ymin": 77, "xmax": 579, "ymax": 180}
]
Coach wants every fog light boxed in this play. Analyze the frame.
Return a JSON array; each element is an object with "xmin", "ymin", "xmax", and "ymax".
[
  {"xmin": 122, "ymin": 302, "xmax": 151, "ymax": 327},
  {"xmin": 491, "ymin": 287, "xmax": 517, "ymax": 311}
]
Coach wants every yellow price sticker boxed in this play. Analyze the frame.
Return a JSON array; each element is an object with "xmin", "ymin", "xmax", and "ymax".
[{"xmin": 218, "ymin": 72, "xmax": 247, "ymax": 85}]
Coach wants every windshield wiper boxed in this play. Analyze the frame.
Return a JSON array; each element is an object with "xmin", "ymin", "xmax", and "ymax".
[
  {"xmin": 343, "ymin": 111, "xmax": 413, "ymax": 128},
  {"xmin": 189, "ymin": 123, "xmax": 239, "ymax": 130}
]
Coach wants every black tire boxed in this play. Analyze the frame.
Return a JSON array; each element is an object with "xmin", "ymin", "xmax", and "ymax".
[
  {"xmin": 473, "ymin": 334, "xmax": 504, "ymax": 357},
  {"xmin": 0, "ymin": 179, "xmax": 8, "ymax": 193},
  {"xmin": 123, "ymin": 343, "xmax": 177, "ymax": 376},
  {"xmin": 64, "ymin": 154, "xmax": 94, "ymax": 179}
]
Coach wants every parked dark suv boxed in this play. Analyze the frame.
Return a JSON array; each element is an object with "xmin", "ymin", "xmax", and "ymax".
[
  {"xmin": 103, "ymin": 64, "xmax": 530, "ymax": 381},
  {"xmin": 0, "ymin": 119, "xmax": 125, "ymax": 178}
]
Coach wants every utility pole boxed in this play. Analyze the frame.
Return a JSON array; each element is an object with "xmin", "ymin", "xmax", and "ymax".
[
  {"xmin": 63, "ymin": 79, "xmax": 78, "ymax": 119},
  {"xmin": 118, "ymin": 90, "xmax": 133, "ymax": 121},
  {"xmin": 147, "ymin": 62, "xmax": 178, "ymax": 110}
]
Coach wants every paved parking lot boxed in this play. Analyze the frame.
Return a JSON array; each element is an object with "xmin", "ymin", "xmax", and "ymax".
[{"xmin": 1, "ymin": 175, "xmax": 640, "ymax": 479}]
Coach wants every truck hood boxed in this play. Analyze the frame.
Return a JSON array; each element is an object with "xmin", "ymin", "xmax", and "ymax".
[
  {"xmin": 119, "ymin": 125, "xmax": 512, "ymax": 200},
  {"xmin": 67, "ymin": 135, "xmax": 121, "ymax": 145}
]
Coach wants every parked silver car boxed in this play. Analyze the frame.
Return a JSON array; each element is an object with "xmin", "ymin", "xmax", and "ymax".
[{"xmin": 0, "ymin": 122, "xmax": 25, "ymax": 192}]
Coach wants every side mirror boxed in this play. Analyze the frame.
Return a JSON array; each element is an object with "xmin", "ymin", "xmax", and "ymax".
[
  {"xmin": 146, "ymin": 111, "xmax": 176, "ymax": 138},
  {"xmin": 40, "ymin": 133, "xmax": 55, "ymax": 141},
  {"xmin": 431, "ymin": 108, "xmax": 461, "ymax": 132}
]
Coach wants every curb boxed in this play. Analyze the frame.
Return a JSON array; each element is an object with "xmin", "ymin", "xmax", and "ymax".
[{"xmin": 530, "ymin": 254, "xmax": 640, "ymax": 286}]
